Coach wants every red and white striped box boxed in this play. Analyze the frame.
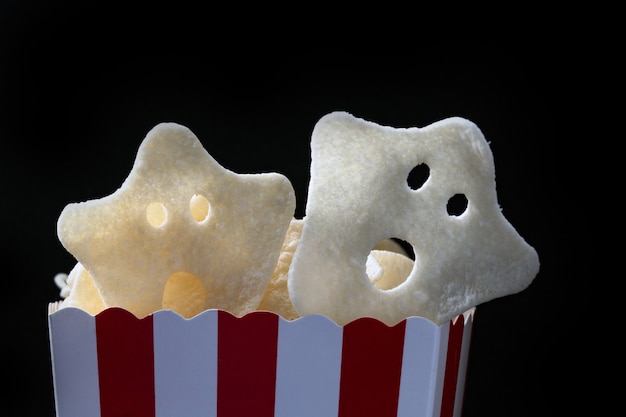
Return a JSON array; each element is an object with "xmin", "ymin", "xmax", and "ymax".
[{"xmin": 48, "ymin": 307, "xmax": 474, "ymax": 417}]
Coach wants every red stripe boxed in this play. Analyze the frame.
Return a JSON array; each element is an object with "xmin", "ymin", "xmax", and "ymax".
[
  {"xmin": 95, "ymin": 308, "xmax": 155, "ymax": 417},
  {"xmin": 217, "ymin": 310, "xmax": 279, "ymax": 417},
  {"xmin": 439, "ymin": 316, "xmax": 465, "ymax": 417},
  {"xmin": 338, "ymin": 318, "xmax": 406, "ymax": 417}
]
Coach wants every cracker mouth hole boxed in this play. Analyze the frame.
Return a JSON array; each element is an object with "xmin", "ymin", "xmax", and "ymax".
[
  {"xmin": 389, "ymin": 237, "xmax": 415, "ymax": 260},
  {"xmin": 369, "ymin": 238, "xmax": 416, "ymax": 290},
  {"xmin": 162, "ymin": 271, "xmax": 207, "ymax": 318}
]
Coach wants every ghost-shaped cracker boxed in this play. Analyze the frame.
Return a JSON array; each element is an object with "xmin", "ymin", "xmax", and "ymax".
[
  {"xmin": 58, "ymin": 123, "xmax": 296, "ymax": 318},
  {"xmin": 288, "ymin": 112, "xmax": 539, "ymax": 325}
]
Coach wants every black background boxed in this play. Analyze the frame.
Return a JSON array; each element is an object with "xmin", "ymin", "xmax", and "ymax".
[{"xmin": 2, "ymin": 3, "xmax": 573, "ymax": 416}]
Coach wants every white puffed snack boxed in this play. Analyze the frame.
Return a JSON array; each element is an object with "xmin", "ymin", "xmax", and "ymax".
[
  {"xmin": 57, "ymin": 123, "xmax": 296, "ymax": 318},
  {"xmin": 57, "ymin": 262, "xmax": 106, "ymax": 315},
  {"xmin": 288, "ymin": 111, "xmax": 539, "ymax": 325},
  {"xmin": 257, "ymin": 218, "xmax": 304, "ymax": 320}
]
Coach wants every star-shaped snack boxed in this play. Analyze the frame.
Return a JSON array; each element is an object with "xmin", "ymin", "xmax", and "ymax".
[
  {"xmin": 57, "ymin": 123, "xmax": 296, "ymax": 318},
  {"xmin": 288, "ymin": 112, "xmax": 540, "ymax": 325}
]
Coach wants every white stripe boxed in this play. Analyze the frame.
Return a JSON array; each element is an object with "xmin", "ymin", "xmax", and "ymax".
[
  {"xmin": 274, "ymin": 315, "xmax": 343, "ymax": 417},
  {"xmin": 48, "ymin": 307, "xmax": 100, "ymax": 417},
  {"xmin": 153, "ymin": 310, "xmax": 218, "ymax": 417},
  {"xmin": 431, "ymin": 321, "xmax": 450, "ymax": 417},
  {"xmin": 397, "ymin": 317, "xmax": 449, "ymax": 417}
]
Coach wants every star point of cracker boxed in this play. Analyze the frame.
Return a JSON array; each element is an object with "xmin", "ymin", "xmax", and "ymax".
[{"xmin": 58, "ymin": 122, "xmax": 296, "ymax": 318}]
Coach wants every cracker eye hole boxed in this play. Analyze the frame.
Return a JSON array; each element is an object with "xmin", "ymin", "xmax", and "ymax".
[
  {"xmin": 146, "ymin": 202, "xmax": 168, "ymax": 227},
  {"xmin": 446, "ymin": 193, "xmax": 468, "ymax": 216},
  {"xmin": 407, "ymin": 163, "xmax": 429, "ymax": 190},
  {"xmin": 190, "ymin": 194, "xmax": 211, "ymax": 223}
]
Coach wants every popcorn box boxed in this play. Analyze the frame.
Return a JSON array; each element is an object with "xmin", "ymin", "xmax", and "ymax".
[{"xmin": 48, "ymin": 306, "xmax": 474, "ymax": 417}]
